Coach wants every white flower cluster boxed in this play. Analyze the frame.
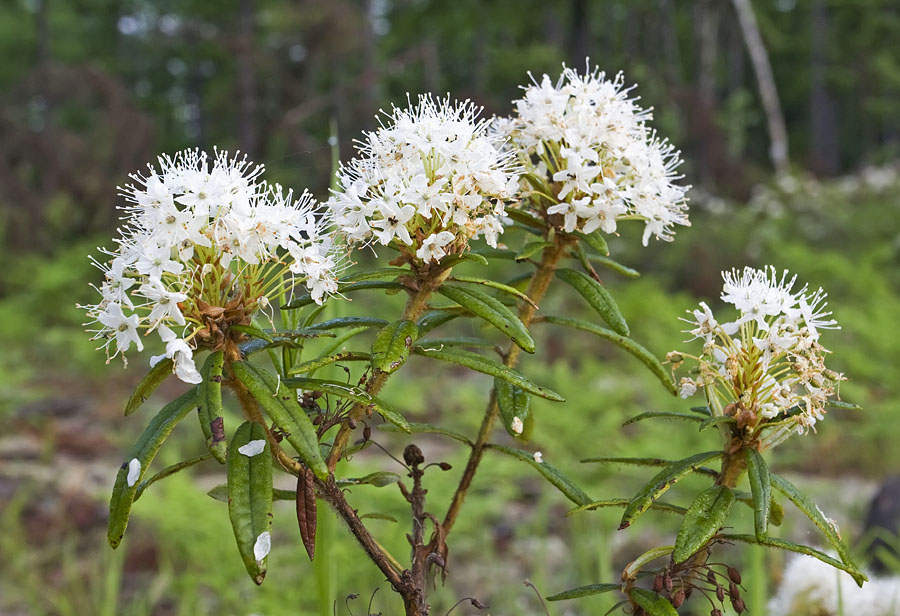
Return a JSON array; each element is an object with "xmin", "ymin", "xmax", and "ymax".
[
  {"xmin": 499, "ymin": 64, "xmax": 690, "ymax": 245},
  {"xmin": 677, "ymin": 267, "xmax": 843, "ymax": 441},
  {"xmin": 82, "ymin": 149, "xmax": 339, "ymax": 383},
  {"xmin": 327, "ymin": 95, "xmax": 519, "ymax": 263}
]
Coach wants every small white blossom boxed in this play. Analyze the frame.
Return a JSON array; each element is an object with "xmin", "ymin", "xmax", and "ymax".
[
  {"xmin": 238, "ymin": 439, "xmax": 267, "ymax": 457},
  {"xmin": 511, "ymin": 416, "xmax": 525, "ymax": 435},
  {"xmin": 533, "ymin": 451, "xmax": 543, "ymax": 464},
  {"xmin": 126, "ymin": 458, "xmax": 141, "ymax": 487},
  {"xmin": 499, "ymin": 62, "xmax": 690, "ymax": 244},
  {"xmin": 253, "ymin": 531, "xmax": 271, "ymax": 562}
]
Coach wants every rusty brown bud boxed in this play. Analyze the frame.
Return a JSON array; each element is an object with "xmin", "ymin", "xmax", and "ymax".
[
  {"xmin": 711, "ymin": 610, "xmax": 722, "ymax": 616},
  {"xmin": 653, "ymin": 574, "xmax": 664, "ymax": 592},
  {"xmin": 729, "ymin": 582, "xmax": 740, "ymax": 600},
  {"xmin": 664, "ymin": 574, "xmax": 673, "ymax": 592},
  {"xmin": 312, "ymin": 414, "xmax": 323, "ymax": 425},
  {"xmin": 727, "ymin": 566, "xmax": 742, "ymax": 584},
  {"xmin": 310, "ymin": 390, "xmax": 323, "ymax": 399},
  {"xmin": 716, "ymin": 584, "xmax": 725, "ymax": 602},
  {"xmin": 403, "ymin": 444, "xmax": 425, "ymax": 466},
  {"xmin": 470, "ymin": 598, "xmax": 486, "ymax": 609},
  {"xmin": 732, "ymin": 597, "xmax": 746, "ymax": 613},
  {"xmin": 438, "ymin": 462, "xmax": 453, "ymax": 471},
  {"xmin": 363, "ymin": 424, "xmax": 372, "ymax": 441},
  {"xmin": 707, "ymin": 570, "xmax": 717, "ymax": 584},
  {"xmin": 672, "ymin": 590, "xmax": 685, "ymax": 608}
]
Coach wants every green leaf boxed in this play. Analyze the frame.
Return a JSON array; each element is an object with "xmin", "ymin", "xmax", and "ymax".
[
  {"xmin": 495, "ymin": 378, "xmax": 533, "ymax": 441},
  {"xmin": 546, "ymin": 584, "xmax": 620, "ymax": 601},
  {"xmin": 580, "ymin": 457, "xmax": 718, "ymax": 478},
  {"xmin": 673, "ymin": 485, "xmax": 735, "ymax": 563},
  {"xmin": 308, "ymin": 316, "xmax": 389, "ymax": 331},
  {"xmin": 197, "ymin": 351, "xmax": 227, "ymax": 464},
  {"xmin": 746, "ymin": 449, "xmax": 771, "ymax": 541},
  {"xmin": 515, "ymin": 240, "xmax": 553, "ymax": 261},
  {"xmin": 770, "ymin": 473, "xmax": 861, "ymax": 573},
  {"xmin": 567, "ymin": 499, "xmax": 687, "ymax": 517},
  {"xmin": 629, "ymin": 589, "xmax": 678, "ymax": 616},
  {"xmin": 287, "ymin": 352, "xmax": 371, "ymax": 376},
  {"xmin": 231, "ymin": 361, "xmax": 328, "ymax": 479},
  {"xmin": 623, "ymin": 411, "xmax": 704, "ymax": 427},
  {"xmin": 227, "ymin": 421, "xmax": 273, "ymax": 585},
  {"xmin": 541, "ymin": 316, "xmax": 676, "ymax": 395},
  {"xmin": 208, "ymin": 485, "xmax": 295, "ymax": 503},
  {"xmin": 134, "ymin": 453, "xmax": 213, "ymax": 502},
  {"xmin": 619, "ymin": 451, "xmax": 724, "ymax": 530},
  {"xmin": 125, "ymin": 358, "xmax": 173, "ymax": 415},
  {"xmin": 699, "ymin": 415, "xmax": 736, "ymax": 432},
  {"xmin": 230, "ymin": 324, "xmax": 273, "ymax": 342},
  {"xmin": 283, "ymin": 376, "xmax": 410, "ymax": 433},
  {"xmin": 437, "ymin": 284, "xmax": 535, "ymax": 353},
  {"xmin": 416, "ymin": 308, "xmax": 466, "ymax": 334},
  {"xmin": 108, "ymin": 388, "xmax": 198, "ymax": 548},
  {"xmin": 577, "ymin": 230, "xmax": 610, "ymax": 256},
  {"xmin": 828, "ymin": 400, "xmax": 862, "ymax": 411},
  {"xmin": 591, "ymin": 255, "xmax": 640, "ymax": 279},
  {"xmin": 412, "ymin": 345, "xmax": 564, "ymax": 401},
  {"xmin": 440, "ymin": 252, "xmax": 489, "ymax": 267},
  {"xmin": 371, "ymin": 320, "xmax": 419, "ymax": 374},
  {"xmin": 343, "ymin": 472, "xmax": 401, "ymax": 488},
  {"xmin": 690, "ymin": 405, "xmax": 712, "ymax": 415},
  {"xmin": 378, "ymin": 422, "xmax": 473, "ymax": 446},
  {"xmin": 358, "ymin": 512, "xmax": 399, "ymax": 523},
  {"xmin": 469, "ymin": 247, "xmax": 518, "ymax": 260},
  {"xmin": 415, "ymin": 337, "xmax": 496, "ymax": 350},
  {"xmin": 341, "ymin": 267, "xmax": 410, "ymax": 283},
  {"xmin": 505, "ymin": 207, "xmax": 547, "ymax": 230},
  {"xmin": 555, "ymin": 269, "xmax": 629, "ymax": 336},
  {"xmin": 239, "ymin": 328, "xmax": 336, "ymax": 357},
  {"xmin": 719, "ymin": 534, "xmax": 867, "ymax": 586},
  {"xmin": 488, "ymin": 443, "xmax": 591, "ymax": 506},
  {"xmin": 284, "ymin": 281, "xmax": 404, "ymax": 309},
  {"xmin": 450, "ymin": 275, "xmax": 538, "ymax": 308}
]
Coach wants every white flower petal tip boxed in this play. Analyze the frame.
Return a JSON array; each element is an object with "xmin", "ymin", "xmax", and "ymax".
[
  {"xmin": 533, "ymin": 451, "xmax": 543, "ymax": 464},
  {"xmin": 238, "ymin": 439, "xmax": 267, "ymax": 457},
  {"xmin": 126, "ymin": 458, "xmax": 141, "ymax": 487},
  {"xmin": 253, "ymin": 531, "xmax": 272, "ymax": 562},
  {"xmin": 511, "ymin": 416, "xmax": 524, "ymax": 435}
]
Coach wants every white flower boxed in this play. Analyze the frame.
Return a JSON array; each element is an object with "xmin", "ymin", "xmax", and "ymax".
[
  {"xmin": 126, "ymin": 458, "xmax": 141, "ymax": 487},
  {"xmin": 82, "ymin": 149, "xmax": 340, "ymax": 382},
  {"xmin": 253, "ymin": 531, "xmax": 271, "ymax": 562},
  {"xmin": 679, "ymin": 378, "xmax": 697, "ymax": 399},
  {"xmin": 511, "ymin": 416, "xmax": 525, "ymax": 435},
  {"xmin": 327, "ymin": 94, "xmax": 519, "ymax": 263},
  {"xmin": 238, "ymin": 439, "xmax": 267, "ymax": 457},
  {"xmin": 500, "ymin": 63, "xmax": 690, "ymax": 244},
  {"xmin": 533, "ymin": 451, "xmax": 543, "ymax": 463}
]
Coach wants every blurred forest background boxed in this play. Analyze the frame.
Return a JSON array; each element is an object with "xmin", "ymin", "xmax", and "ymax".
[{"xmin": 2, "ymin": 1, "xmax": 900, "ymax": 615}]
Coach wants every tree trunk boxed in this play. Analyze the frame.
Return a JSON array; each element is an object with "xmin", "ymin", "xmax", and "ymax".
[{"xmin": 731, "ymin": 0, "xmax": 790, "ymax": 175}]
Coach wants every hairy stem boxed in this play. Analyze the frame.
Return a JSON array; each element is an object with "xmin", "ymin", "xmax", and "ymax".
[
  {"xmin": 716, "ymin": 449, "xmax": 748, "ymax": 489},
  {"xmin": 325, "ymin": 266, "xmax": 452, "ymax": 472},
  {"xmin": 441, "ymin": 234, "xmax": 572, "ymax": 535}
]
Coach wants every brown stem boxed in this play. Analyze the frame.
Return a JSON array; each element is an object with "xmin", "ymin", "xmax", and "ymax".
[
  {"xmin": 325, "ymin": 266, "xmax": 452, "ymax": 472},
  {"xmin": 440, "ymin": 234, "xmax": 572, "ymax": 535},
  {"xmin": 716, "ymin": 449, "xmax": 748, "ymax": 489}
]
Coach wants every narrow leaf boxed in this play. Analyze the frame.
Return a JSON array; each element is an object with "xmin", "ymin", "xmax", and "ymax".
[
  {"xmin": 592, "ymin": 255, "xmax": 640, "ymax": 279},
  {"xmin": 567, "ymin": 499, "xmax": 687, "ymax": 517},
  {"xmin": 629, "ymin": 589, "xmax": 678, "ymax": 616},
  {"xmin": 746, "ymin": 449, "xmax": 771, "ymax": 541},
  {"xmin": 284, "ymin": 281, "xmax": 404, "ymax": 309},
  {"xmin": 415, "ymin": 337, "xmax": 496, "ymax": 350},
  {"xmin": 623, "ymin": 411, "xmax": 704, "ymax": 427},
  {"xmin": 619, "ymin": 451, "xmax": 724, "ymax": 529},
  {"xmin": 578, "ymin": 230, "xmax": 610, "ymax": 256},
  {"xmin": 412, "ymin": 345, "xmax": 564, "ymax": 401},
  {"xmin": 378, "ymin": 422, "xmax": 473, "ymax": 446},
  {"xmin": 308, "ymin": 316, "xmax": 388, "ymax": 331},
  {"xmin": 440, "ymin": 252, "xmax": 488, "ymax": 267},
  {"xmin": 230, "ymin": 324, "xmax": 273, "ymax": 342},
  {"xmin": 109, "ymin": 387, "xmax": 198, "ymax": 548},
  {"xmin": 228, "ymin": 421, "xmax": 273, "ymax": 585},
  {"xmin": 555, "ymin": 269, "xmax": 629, "ymax": 336},
  {"xmin": 450, "ymin": 275, "xmax": 538, "ymax": 308},
  {"xmin": 438, "ymin": 284, "xmax": 535, "ymax": 353},
  {"xmin": 296, "ymin": 468, "xmax": 317, "ymax": 561},
  {"xmin": 359, "ymin": 512, "xmax": 399, "ymax": 522},
  {"xmin": 198, "ymin": 351, "xmax": 227, "ymax": 463},
  {"xmin": 341, "ymin": 267, "xmax": 410, "ymax": 283},
  {"xmin": 673, "ymin": 485, "xmax": 735, "ymax": 563},
  {"xmin": 125, "ymin": 358, "xmax": 173, "ymax": 415},
  {"xmin": 371, "ymin": 320, "xmax": 419, "ymax": 374},
  {"xmin": 488, "ymin": 443, "xmax": 592, "ymax": 506},
  {"xmin": 542, "ymin": 316, "xmax": 676, "ymax": 395},
  {"xmin": 416, "ymin": 308, "xmax": 466, "ymax": 334},
  {"xmin": 581, "ymin": 457, "xmax": 718, "ymax": 478},
  {"xmin": 516, "ymin": 240, "xmax": 553, "ymax": 261},
  {"xmin": 546, "ymin": 584, "xmax": 620, "ymax": 601},
  {"xmin": 699, "ymin": 415, "xmax": 736, "ymax": 432},
  {"xmin": 287, "ymin": 351, "xmax": 371, "ymax": 376},
  {"xmin": 133, "ymin": 453, "xmax": 212, "ymax": 502},
  {"xmin": 469, "ymin": 247, "xmax": 518, "ymax": 260},
  {"xmin": 495, "ymin": 378, "xmax": 533, "ymax": 441},
  {"xmin": 231, "ymin": 361, "xmax": 328, "ymax": 479},
  {"xmin": 283, "ymin": 376, "xmax": 410, "ymax": 433}
]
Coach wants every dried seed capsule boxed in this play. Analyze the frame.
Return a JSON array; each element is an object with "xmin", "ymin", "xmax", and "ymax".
[
  {"xmin": 403, "ymin": 444, "xmax": 425, "ymax": 466},
  {"xmin": 672, "ymin": 590, "xmax": 685, "ymax": 608},
  {"xmin": 711, "ymin": 610, "xmax": 722, "ymax": 616},
  {"xmin": 729, "ymin": 582, "xmax": 741, "ymax": 599},
  {"xmin": 312, "ymin": 414, "xmax": 323, "ymax": 426},
  {"xmin": 707, "ymin": 570, "xmax": 717, "ymax": 584},
  {"xmin": 716, "ymin": 584, "xmax": 725, "ymax": 602},
  {"xmin": 363, "ymin": 424, "xmax": 372, "ymax": 441},
  {"xmin": 728, "ymin": 566, "xmax": 742, "ymax": 584},
  {"xmin": 732, "ymin": 597, "xmax": 746, "ymax": 613},
  {"xmin": 653, "ymin": 574, "xmax": 664, "ymax": 592},
  {"xmin": 438, "ymin": 462, "xmax": 453, "ymax": 471},
  {"xmin": 664, "ymin": 574, "xmax": 673, "ymax": 592}
]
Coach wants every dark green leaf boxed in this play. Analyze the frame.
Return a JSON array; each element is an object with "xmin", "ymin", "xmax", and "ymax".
[
  {"xmin": 283, "ymin": 376, "xmax": 410, "ymax": 433},
  {"xmin": 541, "ymin": 316, "xmax": 675, "ymax": 395},
  {"xmin": 567, "ymin": 499, "xmax": 687, "ymax": 517},
  {"xmin": 546, "ymin": 584, "xmax": 620, "ymax": 601},
  {"xmin": 108, "ymin": 388, "xmax": 198, "ymax": 548},
  {"xmin": 516, "ymin": 240, "xmax": 553, "ymax": 261},
  {"xmin": 495, "ymin": 378, "xmax": 533, "ymax": 441},
  {"xmin": 719, "ymin": 534, "xmax": 867, "ymax": 586},
  {"xmin": 416, "ymin": 307, "xmax": 467, "ymax": 334},
  {"xmin": 555, "ymin": 269, "xmax": 629, "ymax": 336},
  {"xmin": 378, "ymin": 422, "xmax": 473, "ymax": 446},
  {"xmin": 371, "ymin": 320, "xmax": 418, "ymax": 374},
  {"xmin": 437, "ymin": 284, "xmax": 535, "ymax": 353},
  {"xmin": 690, "ymin": 405, "xmax": 712, "ymax": 415},
  {"xmin": 699, "ymin": 415, "xmax": 736, "ymax": 432},
  {"xmin": 505, "ymin": 207, "xmax": 547, "ymax": 230},
  {"xmin": 412, "ymin": 345, "xmax": 564, "ymax": 401},
  {"xmin": 623, "ymin": 411, "xmax": 704, "ymax": 427},
  {"xmin": 673, "ymin": 486, "xmax": 735, "ymax": 562},
  {"xmin": 227, "ymin": 421, "xmax": 273, "ymax": 585},
  {"xmin": 629, "ymin": 589, "xmax": 678, "ymax": 616},
  {"xmin": 440, "ymin": 252, "xmax": 488, "ymax": 267},
  {"xmin": 578, "ymin": 230, "xmax": 610, "ymax": 256},
  {"xmin": 489, "ymin": 443, "xmax": 591, "ymax": 506},
  {"xmin": 469, "ymin": 247, "xmax": 518, "ymax": 260},
  {"xmin": 308, "ymin": 316, "xmax": 388, "ymax": 331},
  {"xmin": 828, "ymin": 400, "xmax": 862, "ymax": 410},
  {"xmin": 415, "ymin": 336, "xmax": 496, "ymax": 350},
  {"xmin": 284, "ymin": 281, "xmax": 404, "ymax": 309},
  {"xmin": 341, "ymin": 267, "xmax": 410, "ymax": 282},
  {"xmin": 134, "ymin": 453, "xmax": 213, "ymax": 502},
  {"xmin": 746, "ymin": 449, "xmax": 771, "ymax": 541},
  {"xmin": 207, "ymin": 484, "xmax": 295, "ymax": 503},
  {"xmin": 124, "ymin": 358, "xmax": 173, "ymax": 415},
  {"xmin": 591, "ymin": 255, "xmax": 640, "ymax": 279},
  {"xmin": 619, "ymin": 451, "xmax": 724, "ymax": 529},
  {"xmin": 198, "ymin": 351, "xmax": 227, "ymax": 463},
  {"xmin": 287, "ymin": 351, "xmax": 371, "ymax": 376},
  {"xmin": 450, "ymin": 275, "xmax": 538, "ymax": 308},
  {"xmin": 230, "ymin": 324, "xmax": 273, "ymax": 342},
  {"xmin": 580, "ymin": 457, "xmax": 718, "ymax": 478},
  {"xmin": 231, "ymin": 361, "xmax": 327, "ymax": 478}
]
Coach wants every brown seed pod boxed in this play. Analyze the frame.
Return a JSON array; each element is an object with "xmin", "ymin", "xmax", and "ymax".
[
  {"xmin": 403, "ymin": 444, "xmax": 425, "ymax": 466},
  {"xmin": 729, "ymin": 582, "xmax": 741, "ymax": 600},
  {"xmin": 664, "ymin": 574, "xmax": 673, "ymax": 592},
  {"xmin": 707, "ymin": 570, "xmax": 717, "ymax": 584},
  {"xmin": 716, "ymin": 584, "xmax": 725, "ymax": 602},
  {"xmin": 672, "ymin": 590, "xmax": 685, "ymax": 608},
  {"xmin": 732, "ymin": 597, "xmax": 746, "ymax": 613},
  {"xmin": 653, "ymin": 574, "xmax": 664, "ymax": 592},
  {"xmin": 363, "ymin": 424, "xmax": 372, "ymax": 441},
  {"xmin": 711, "ymin": 610, "xmax": 722, "ymax": 616},
  {"xmin": 438, "ymin": 462, "xmax": 453, "ymax": 471},
  {"xmin": 728, "ymin": 566, "xmax": 742, "ymax": 584}
]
